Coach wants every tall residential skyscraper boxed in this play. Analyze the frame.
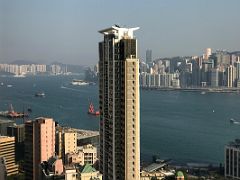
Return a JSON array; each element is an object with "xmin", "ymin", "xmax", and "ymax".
[
  {"xmin": 203, "ymin": 48, "xmax": 212, "ymax": 60},
  {"xmin": 226, "ymin": 65, "xmax": 235, "ymax": 88},
  {"xmin": 146, "ymin": 49, "xmax": 152, "ymax": 65},
  {"xmin": 98, "ymin": 25, "xmax": 140, "ymax": 180},
  {"xmin": 24, "ymin": 117, "xmax": 55, "ymax": 180}
]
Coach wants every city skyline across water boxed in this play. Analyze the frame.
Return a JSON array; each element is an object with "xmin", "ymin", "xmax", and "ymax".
[
  {"xmin": 0, "ymin": 75, "xmax": 240, "ymax": 165},
  {"xmin": 1, "ymin": 1, "xmax": 240, "ymax": 65}
]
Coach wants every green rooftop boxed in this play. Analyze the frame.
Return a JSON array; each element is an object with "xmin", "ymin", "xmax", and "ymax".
[
  {"xmin": 81, "ymin": 164, "xmax": 96, "ymax": 173},
  {"xmin": 176, "ymin": 171, "xmax": 184, "ymax": 177}
]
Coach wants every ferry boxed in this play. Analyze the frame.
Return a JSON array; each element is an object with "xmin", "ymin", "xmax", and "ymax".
[
  {"xmin": 71, "ymin": 79, "xmax": 89, "ymax": 86},
  {"xmin": 88, "ymin": 102, "xmax": 100, "ymax": 116}
]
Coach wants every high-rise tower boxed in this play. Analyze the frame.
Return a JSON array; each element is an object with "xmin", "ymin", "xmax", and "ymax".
[
  {"xmin": 98, "ymin": 25, "xmax": 140, "ymax": 180},
  {"xmin": 146, "ymin": 49, "xmax": 152, "ymax": 65},
  {"xmin": 24, "ymin": 117, "xmax": 55, "ymax": 180}
]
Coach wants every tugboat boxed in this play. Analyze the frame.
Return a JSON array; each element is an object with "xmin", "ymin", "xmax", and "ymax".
[{"xmin": 88, "ymin": 102, "xmax": 100, "ymax": 116}]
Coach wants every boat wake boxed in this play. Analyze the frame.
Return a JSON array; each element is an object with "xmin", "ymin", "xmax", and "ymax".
[
  {"xmin": 60, "ymin": 85, "xmax": 82, "ymax": 92},
  {"xmin": 230, "ymin": 118, "xmax": 240, "ymax": 125}
]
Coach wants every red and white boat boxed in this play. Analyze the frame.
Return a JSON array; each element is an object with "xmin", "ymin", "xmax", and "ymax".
[{"xmin": 88, "ymin": 102, "xmax": 100, "ymax": 116}]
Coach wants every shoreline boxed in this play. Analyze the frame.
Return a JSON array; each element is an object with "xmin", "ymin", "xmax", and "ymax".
[{"xmin": 141, "ymin": 87, "xmax": 240, "ymax": 93}]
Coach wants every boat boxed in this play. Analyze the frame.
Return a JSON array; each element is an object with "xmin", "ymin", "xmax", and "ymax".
[
  {"xmin": 230, "ymin": 118, "xmax": 240, "ymax": 124},
  {"xmin": 35, "ymin": 92, "xmax": 45, "ymax": 97},
  {"xmin": 7, "ymin": 84, "xmax": 13, "ymax": 88},
  {"xmin": 27, "ymin": 107, "xmax": 32, "ymax": 113},
  {"xmin": 0, "ymin": 104, "xmax": 28, "ymax": 119},
  {"xmin": 71, "ymin": 79, "xmax": 89, "ymax": 86},
  {"xmin": 201, "ymin": 91, "xmax": 206, "ymax": 95},
  {"xmin": 88, "ymin": 102, "xmax": 100, "ymax": 116}
]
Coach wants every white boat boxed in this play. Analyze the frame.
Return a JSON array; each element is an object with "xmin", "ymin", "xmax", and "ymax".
[
  {"xmin": 230, "ymin": 118, "xmax": 240, "ymax": 124},
  {"xmin": 7, "ymin": 85, "xmax": 13, "ymax": 88},
  {"xmin": 35, "ymin": 92, "xmax": 45, "ymax": 97},
  {"xmin": 71, "ymin": 79, "xmax": 89, "ymax": 86}
]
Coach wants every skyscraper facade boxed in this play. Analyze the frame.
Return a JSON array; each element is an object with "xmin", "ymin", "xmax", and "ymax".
[
  {"xmin": 146, "ymin": 49, "xmax": 152, "ymax": 65},
  {"xmin": 98, "ymin": 25, "xmax": 140, "ymax": 180},
  {"xmin": 227, "ymin": 65, "xmax": 235, "ymax": 88},
  {"xmin": 24, "ymin": 117, "xmax": 55, "ymax": 180}
]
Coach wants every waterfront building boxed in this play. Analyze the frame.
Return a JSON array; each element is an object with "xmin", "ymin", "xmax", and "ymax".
[
  {"xmin": 192, "ymin": 60, "xmax": 201, "ymax": 87},
  {"xmin": 236, "ymin": 61, "xmax": 240, "ymax": 81},
  {"xmin": 210, "ymin": 68, "xmax": 219, "ymax": 87},
  {"xmin": 140, "ymin": 72, "xmax": 147, "ymax": 87},
  {"xmin": 172, "ymin": 78, "xmax": 180, "ymax": 88},
  {"xmin": 226, "ymin": 65, "xmax": 235, "ymax": 88},
  {"xmin": 237, "ymin": 80, "xmax": 240, "ymax": 88},
  {"xmin": 146, "ymin": 49, "xmax": 152, "ymax": 65},
  {"xmin": 146, "ymin": 73, "xmax": 151, "ymax": 87},
  {"xmin": 201, "ymin": 60, "xmax": 214, "ymax": 86},
  {"xmin": 0, "ymin": 136, "xmax": 19, "ymax": 176},
  {"xmin": 218, "ymin": 68, "xmax": 226, "ymax": 87},
  {"xmin": 24, "ymin": 117, "xmax": 55, "ymax": 180},
  {"xmin": 203, "ymin": 48, "xmax": 212, "ymax": 60},
  {"xmin": 140, "ymin": 61, "xmax": 148, "ymax": 73},
  {"xmin": 216, "ymin": 50, "xmax": 231, "ymax": 67},
  {"xmin": 50, "ymin": 64, "xmax": 62, "ymax": 75},
  {"xmin": 99, "ymin": 25, "xmax": 140, "ymax": 179},
  {"xmin": 66, "ymin": 144, "xmax": 97, "ymax": 166},
  {"xmin": 155, "ymin": 74, "xmax": 161, "ymax": 87},
  {"xmin": 225, "ymin": 139, "xmax": 240, "ymax": 179}
]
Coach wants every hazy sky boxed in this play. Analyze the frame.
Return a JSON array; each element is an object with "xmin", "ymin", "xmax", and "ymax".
[{"xmin": 0, "ymin": 0, "xmax": 240, "ymax": 65}]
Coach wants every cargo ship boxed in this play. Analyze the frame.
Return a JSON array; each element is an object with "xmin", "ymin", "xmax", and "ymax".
[{"xmin": 88, "ymin": 102, "xmax": 100, "ymax": 116}]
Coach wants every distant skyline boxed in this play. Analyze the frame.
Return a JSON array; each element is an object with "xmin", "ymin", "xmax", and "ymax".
[{"xmin": 0, "ymin": 0, "xmax": 240, "ymax": 65}]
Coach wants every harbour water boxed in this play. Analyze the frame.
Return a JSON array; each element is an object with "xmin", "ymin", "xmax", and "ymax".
[{"xmin": 1, "ymin": 75, "xmax": 240, "ymax": 165}]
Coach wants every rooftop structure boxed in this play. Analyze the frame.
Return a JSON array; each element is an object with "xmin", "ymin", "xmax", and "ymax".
[{"xmin": 79, "ymin": 163, "xmax": 102, "ymax": 180}]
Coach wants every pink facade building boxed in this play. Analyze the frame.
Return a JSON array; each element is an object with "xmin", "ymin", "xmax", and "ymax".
[{"xmin": 25, "ymin": 117, "xmax": 55, "ymax": 180}]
